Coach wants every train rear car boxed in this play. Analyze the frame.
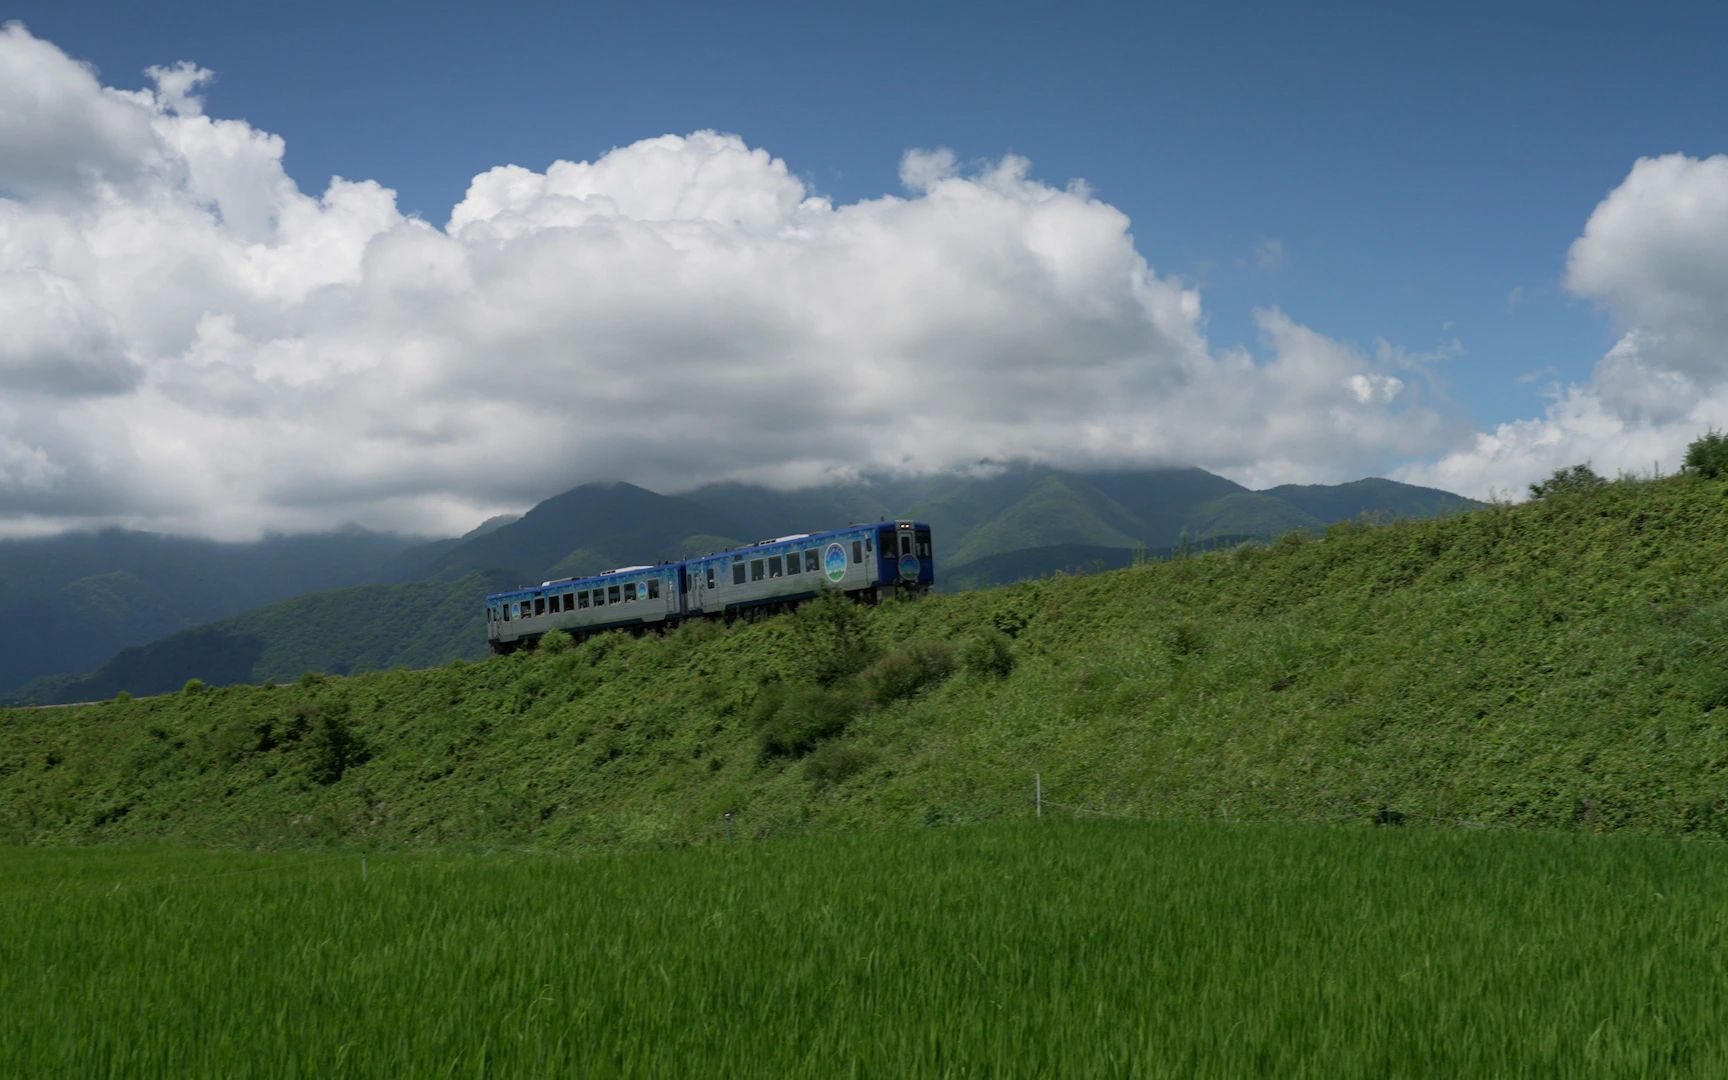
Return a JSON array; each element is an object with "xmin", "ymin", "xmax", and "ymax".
[{"xmin": 485, "ymin": 562, "xmax": 682, "ymax": 652}]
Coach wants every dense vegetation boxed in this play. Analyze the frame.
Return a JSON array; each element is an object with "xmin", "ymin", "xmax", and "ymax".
[
  {"xmin": 0, "ymin": 471, "xmax": 1724, "ymax": 846},
  {"xmin": 5, "ymin": 822, "xmax": 1727, "ymax": 1075}
]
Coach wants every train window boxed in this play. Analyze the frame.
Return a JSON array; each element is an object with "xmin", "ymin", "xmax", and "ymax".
[
  {"xmin": 624, "ymin": 583, "xmax": 636, "ymax": 602},
  {"xmin": 562, "ymin": 594, "xmax": 574, "ymax": 612},
  {"xmin": 901, "ymin": 535, "xmax": 912, "ymax": 556},
  {"xmin": 609, "ymin": 585, "xmax": 621, "ymax": 605},
  {"xmin": 502, "ymin": 605, "xmax": 511, "ymax": 622},
  {"xmin": 534, "ymin": 597, "xmax": 546, "ymax": 616},
  {"xmin": 865, "ymin": 534, "xmax": 872, "ymax": 553},
  {"xmin": 768, "ymin": 556, "xmax": 782, "ymax": 578},
  {"xmin": 708, "ymin": 567, "xmax": 718, "ymax": 589},
  {"xmin": 648, "ymin": 579, "xmax": 660, "ymax": 600},
  {"xmin": 786, "ymin": 553, "xmax": 800, "ymax": 575},
  {"xmin": 851, "ymin": 540, "xmax": 862, "ymax": 563},
  {"xmin": 751, "ymin": 559, "xmax": 765, "ymax": 581},
  {"xmin": 917, "ymin": 534, "xmax": 931, "ymax": 560},
  {"xmin": 578, "ymin": 591, "xmax": 589, "ymax": 609},
  {"xmin": 732, "ymin": 563, "xmax": 745, "ymax": 585},
  {"xmin": 805, "ymin": 549, "xmax": 819, "ymax": 573}
]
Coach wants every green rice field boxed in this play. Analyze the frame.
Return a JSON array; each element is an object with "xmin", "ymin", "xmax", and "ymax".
[{"xmin": 4, "ymin": 820, "xmax": 1726, "ymax": 1076}]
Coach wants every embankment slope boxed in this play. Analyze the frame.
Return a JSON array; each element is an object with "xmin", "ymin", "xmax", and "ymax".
[{"xmin": 4, "ymin": 475, "xmax": 1726, "ymax": 847}]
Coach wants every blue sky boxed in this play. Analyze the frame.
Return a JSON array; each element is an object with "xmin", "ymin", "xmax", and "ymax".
[
  {"xmin": 20, "ymin": 0, "xmax": 1723, "ymax": 423},
  {"xmin": 2, "ymin": 2, "xmax": 1727, "ymax": 535}
]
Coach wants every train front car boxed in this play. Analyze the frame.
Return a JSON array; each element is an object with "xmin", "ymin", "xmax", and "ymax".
[
  {"xmin": 682, "ymin": 520, "xmax": 934, "ymax": 619},
  {"xmin": 874, "ymin": 520, "xmax": 934, "ymax": 596}
]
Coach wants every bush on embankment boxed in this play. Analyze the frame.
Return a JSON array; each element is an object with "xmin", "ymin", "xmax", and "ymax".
[{"xmin": 8, "ymin": 472, "xmax": 1728, "ymax": 848}]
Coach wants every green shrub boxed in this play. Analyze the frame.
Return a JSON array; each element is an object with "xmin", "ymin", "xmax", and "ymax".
[
  {"xmin": 207, "ymin": 717, "xmax": 279, "ymax": 764},
  {"xmin": 751, "ymin": 684, "xmax": 859, "ymax": 759},
  {"xmin": 181, "ymin": 678, "xmax": 205, "ymax": 695},
  {"xmin": 1529, "ymin": 463, "xmax": 1607, "ymax": 499},
  {"xmin": 802, "ymin": 742, "xmax": 874, "ymax": 787},
  {"xmin": 791, "ymin": 589, "xmax": 876, "ymax": 685},
  {"xmin": 860, "ymin": 641, "xmax": 958, "ymax": 705},
  {"xmin": 1684, "ymin": 430, "xmax": 1728, "ymax": 479},
  {"xmin": 304, "ymin": 705, "xmax": 365, "ymax": 785},
  {"xmin": 672, "ymin": 618, "xmax": 723, "ymax": 647},
  {"xmin": 112, "ymin": 690, "xmax": 132, "ymax": 703},
  {"xmin": 539, "ymin": 628, "xmax": 573, "ymax": 654},
  {"xmin": 960, "ymin": 630, "xmax": 1016, "ymax": 679},
  {"xmin": 1163, "ymin": 620, "xmax": 1207, "ymax": 658},
  {"xmin": 1696, "ymin": 672, "xmax": 1728, "ymax": 713}
]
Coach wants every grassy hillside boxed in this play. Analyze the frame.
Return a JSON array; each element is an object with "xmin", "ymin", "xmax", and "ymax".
[{"xmin": 7, "ymin": 472, "xmax": 1703, "ymax": 849}]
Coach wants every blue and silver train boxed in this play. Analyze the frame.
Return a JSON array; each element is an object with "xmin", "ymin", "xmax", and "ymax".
[{"xmin": 483, "ymin": 520, "xmax": 934, "ymax": 652}]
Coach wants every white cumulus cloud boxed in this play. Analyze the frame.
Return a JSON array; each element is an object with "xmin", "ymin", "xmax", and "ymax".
[
  {"xmin": 0, "ymin": 24, "xmax": 1451, "ymax": 539},
  {"xmin": 1400, "ymin": 153, "xmax": 1728, "ymax": 497}
]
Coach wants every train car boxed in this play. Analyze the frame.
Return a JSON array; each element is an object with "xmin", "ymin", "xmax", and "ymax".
[
  {"xmin": 483, "ymin": 519, "xmax": 933, "ymax": 652},
  {"xmin": 485, "ymin": 562, "xmax": 682, "ymax": 652},
  {"xmin": 684, "ymin": 519, "xmax": 932, "ymax": 618}
]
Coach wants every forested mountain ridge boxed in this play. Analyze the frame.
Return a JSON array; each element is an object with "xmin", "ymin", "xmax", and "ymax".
[
  {"xmin": 0, "ymin": 528, "xmax": 424, "ymax": 696},
  {"xmin": 2, "ymin": 467, "xmax": 1478, "ymax": 701}
]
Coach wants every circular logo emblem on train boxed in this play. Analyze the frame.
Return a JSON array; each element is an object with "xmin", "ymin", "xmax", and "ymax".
[
  {"xmin": 898, "ymin": 553, "xmax": 921, "ymax": 581},
  {"xmin": 824, "ymin": 542, "xmax": 848, "ymax": 583}
]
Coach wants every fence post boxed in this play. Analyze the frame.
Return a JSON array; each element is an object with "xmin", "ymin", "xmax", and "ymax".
[
  {"xmin": 1035, "ymin": 773, "xmax": 1042, "ymax": 819},
  {"xmin": 723, "ymin": 812, "xmax": 734, "ymax": 844}
]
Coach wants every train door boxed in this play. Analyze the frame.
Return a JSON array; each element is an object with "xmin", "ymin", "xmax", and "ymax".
[{"xmin": 690, "ymin": 559, "xmax": 708, "ymax": 614}]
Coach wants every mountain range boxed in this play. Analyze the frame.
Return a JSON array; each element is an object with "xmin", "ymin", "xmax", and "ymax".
[{"xmin": 2, "ymin": 466, "xmax": 1478, "ymax": 703}]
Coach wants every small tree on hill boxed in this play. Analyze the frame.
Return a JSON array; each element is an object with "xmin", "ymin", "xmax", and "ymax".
[
  {"xmin": 1528, "ymin": 463, "xmax": 1606, "ymax": 500},
  {"xmin": 1684, "ymin": 430, "xmax": 1728, "ymax": 479}
]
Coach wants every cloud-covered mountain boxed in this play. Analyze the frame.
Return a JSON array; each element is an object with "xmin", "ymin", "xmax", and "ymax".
[{"xmin": 0, "ymin": 528, "xmax": 422, "ymax": 694}]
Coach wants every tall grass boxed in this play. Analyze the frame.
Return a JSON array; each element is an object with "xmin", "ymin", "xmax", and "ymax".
[{"xmin": 4, "ymin": 820, "xmax": 1727, "ymax": 1075}]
